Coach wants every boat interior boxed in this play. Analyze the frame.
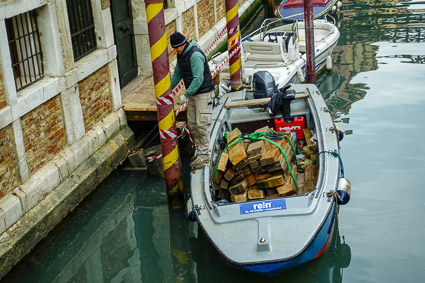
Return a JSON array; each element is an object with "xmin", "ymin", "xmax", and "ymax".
[{"xmin": 210, "ymin": 88, "xmax": 320, "ymax": 204}]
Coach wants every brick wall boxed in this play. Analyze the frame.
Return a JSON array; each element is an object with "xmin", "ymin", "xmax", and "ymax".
[
  {"xmin": 197, "ymin": 0, "xmax": 215, "ymax": 38},
  {"xmin": 166, "ymin": 20, "xmax": 177, "ymax": 63},
  {"xmin": 216, "ymin": 0, "xmax": 226, "ymax": 21},
  {"xmin": 0, "ymin": 71, "xmax": 6, "ymax": 110},
  {"xmin": 216, "ymin": 0, "xmax": 244, "ymax": 23},
  {"xmin": 182, "ymin": 8, "xmax": 196, "ymax": 43},
  {"xmin": 21, "ymin": 95, "xmax": 66, "ymax": 175},
  {"xmin": 79, "ymin": 65, "xmax": 112, "ymax": 132},
  {"xmin": 0, "ymin": 126, "xmax": 20, "ymax": 197}
]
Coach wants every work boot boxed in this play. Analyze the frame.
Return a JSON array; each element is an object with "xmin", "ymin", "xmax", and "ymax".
[
  {"xmin": 190, "ymin": 156, "xmax": 211, "ymax": 168},
  {"xmin": 191, "ymin": 148, "xmax": 198, "ymax": 162}
]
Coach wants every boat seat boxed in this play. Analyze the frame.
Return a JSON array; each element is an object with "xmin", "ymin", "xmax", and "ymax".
[{"xmin": 242, "ymin": 41, "xmax": 284, "ymax": 63}]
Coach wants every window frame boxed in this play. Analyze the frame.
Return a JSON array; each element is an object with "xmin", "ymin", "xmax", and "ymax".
[
  {"xmin": 5, "ymin": 10, "xmax": 44, "ymax": 92},
  {"xmin": 66, "ymin": 0, "xmax": 97, "ymax": 61}
]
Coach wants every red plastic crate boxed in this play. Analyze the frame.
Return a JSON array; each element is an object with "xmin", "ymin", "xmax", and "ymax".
[{"xmin": 274, "ymin": 116, "xmax": 306, "ymax": 140}]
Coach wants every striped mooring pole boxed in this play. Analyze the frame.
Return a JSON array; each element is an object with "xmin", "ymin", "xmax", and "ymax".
[
  {"xmin": 225, "ymin": 0, "xmax": 243, "ymax": 90},
  {"xmin": 145, "ymin": 0, "xmax": 183, "ymax": 209},
  {"xmin": 304, "ymin": 0, "xmax": 316, "ymax": 83}
]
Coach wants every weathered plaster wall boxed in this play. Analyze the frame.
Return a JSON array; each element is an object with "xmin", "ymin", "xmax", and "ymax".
[
  {"xmin": 21, "ymin": 96, "xmax": 67, "ymax": 175},
  {"xmin": 0, "ymin": 71, "xmax": 6, "ymax": 110},
  {"xmin": 165, "ymin": 19, "xmax": 177, "ymax": 64},
  {"xmin": 78, "ymin": 65, "xmax": 113, "ymax": 132},
  {"xmin": 216, "ymin": 0, "xmax": 226, "ymax": 20},
  {"xmin": 197, "ymin": 0, "xmax": 215, "ymax": 38},
  {"xmin": 181, "ymin": 7, "xmax": 195, "ymax": 44},
  {"xmin": 133, "ymin": 0, "xmax": 232, "ymax": 75},
  {"xmin": 0, "ymin": 125, "xmax": 20, "ymax": 195},
  {"xmin": 0, "ymin": 0, "xmax": 133, "ymax": 278}
]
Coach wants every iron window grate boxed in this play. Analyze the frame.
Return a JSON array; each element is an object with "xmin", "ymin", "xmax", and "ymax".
[
  {"xmin": 6, "ymin": 10, "xmax": 44, "ymax": 92},
  {"xmin": 66, "ymin": 0, "xmax": 97, "ymax": 61}
]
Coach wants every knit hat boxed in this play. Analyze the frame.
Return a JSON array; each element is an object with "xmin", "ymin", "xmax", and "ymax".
[{"xmin": 170, "ymin": 32, "xmax": 187, "ymax": 48}]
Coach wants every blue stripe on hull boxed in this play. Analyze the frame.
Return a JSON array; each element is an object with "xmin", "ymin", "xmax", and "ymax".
[{"xmin": 225, "ymin": 203, "xmax": 337, "ymax": 278}]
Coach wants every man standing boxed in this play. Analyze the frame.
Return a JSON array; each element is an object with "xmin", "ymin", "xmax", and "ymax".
[{"xmin": 170, "ymin": 32, "xmax": 215, "ymax": 168}]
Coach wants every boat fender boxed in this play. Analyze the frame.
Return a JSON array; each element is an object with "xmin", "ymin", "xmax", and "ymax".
[
  {"xmin": 336, "ymin": 178, "xmax": 351, "ymax": 205},
  {"xmin": 296, "ymin": 68, "xmax": 305, "ymax": 82},
  {"xmin": 186, "ymin": 199, "xmax": 197, "ymax": 222},
  {"xmin": 337, "ymin": 1, "xmax": 342, "ymax": 9},
  {"xmin": 326, "ymin": 55, "xmax": 332, "ymax": 71},
  {"xmin": 334, "ymin": 123, "xmax": 344, "ymax": 141},
  {"xmin": 331, "ymin": 5, "xmax": 337, "ymax": 14}
]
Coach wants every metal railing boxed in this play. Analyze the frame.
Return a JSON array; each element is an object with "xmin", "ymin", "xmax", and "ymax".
[
  {"xmin": 6, "ymin": 10, "xmax": 44, "ymax": 92},
  {"xmin": 66, "ymin": 0, "xmax": 97, "ymax": 61}
]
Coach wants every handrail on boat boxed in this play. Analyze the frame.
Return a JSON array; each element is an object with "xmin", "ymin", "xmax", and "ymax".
[
  {"xmin": 253, "ymin": 62, "xmax": 287, "ymax": 69},
  {"xmin": 325, "ymin": 14, "xmax": 336, "ymax": 26},
  {"xmin": 243, "ymin": 18, "xmax": 297, "ymax": 42}
]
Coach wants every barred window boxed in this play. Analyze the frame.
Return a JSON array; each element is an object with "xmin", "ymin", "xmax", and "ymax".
[
  {"xmin": 66, "ymin": 0, "xmax": 97, "ymax": 61},
  {"xmin": 6, "ymin": 10, "xmax": 44, "ymax": 92}
]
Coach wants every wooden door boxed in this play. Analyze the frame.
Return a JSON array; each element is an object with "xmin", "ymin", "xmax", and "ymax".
[{"xmin": 110, "ymin": 0, "xmax": 138, "ymax": 88}]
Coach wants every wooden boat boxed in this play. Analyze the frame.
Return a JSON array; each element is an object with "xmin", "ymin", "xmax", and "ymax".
[
  {"xmin": 186, "ymin": 80, "xmax": 351, "ymax": 276},
  {"xmin": 276, "ymin": 0, "xmax": 340, "ymax": 20},
  {"xmin": 212, "ymin": 18, "xmax": 340, "ymax": 89}
]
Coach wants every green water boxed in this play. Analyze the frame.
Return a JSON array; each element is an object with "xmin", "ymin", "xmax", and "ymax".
[{"xmin": 3, "ymin": 0, "xmax": 425, "ymax": 282}]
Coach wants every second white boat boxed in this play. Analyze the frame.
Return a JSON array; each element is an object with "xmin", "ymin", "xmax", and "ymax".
[{"xmin": 212, "ymin": 17, "xmax": 340, "ymax": 90}]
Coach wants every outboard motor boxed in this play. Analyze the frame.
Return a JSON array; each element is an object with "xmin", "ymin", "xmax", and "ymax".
[{"xmin": 253, "ymin": 71, "xmax": 277, "ymax": 99}]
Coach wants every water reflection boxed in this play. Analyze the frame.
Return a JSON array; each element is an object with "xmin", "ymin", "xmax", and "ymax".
[
  {"xmin": 318, "ymin": 0, "xmax": 425, "ymax": 125},
  {"xmin": 188, "ymin": 219, "xmax": 352, "ymax": 283},
  {"xmin": 2, "ymin": 168, "xmax": 352, "ymax": 283},
  {"xmin": 3, "ymin": 0, "xmax": 425, "ymax": 281}
]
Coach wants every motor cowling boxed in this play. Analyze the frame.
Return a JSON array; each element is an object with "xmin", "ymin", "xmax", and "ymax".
[{"xmin": 253, "ymin": 71, "xmax": 277, "ymax": 99}]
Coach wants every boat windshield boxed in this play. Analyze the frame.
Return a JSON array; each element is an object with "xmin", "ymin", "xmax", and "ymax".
[{"xmin": 243, "ymin": 18, "xmax": 297, "ymax": 42}]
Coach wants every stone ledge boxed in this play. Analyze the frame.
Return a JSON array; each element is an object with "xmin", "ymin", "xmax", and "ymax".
[{"xmin": 0, "ymin": 124, "xmax": 134, "ymax": 279}]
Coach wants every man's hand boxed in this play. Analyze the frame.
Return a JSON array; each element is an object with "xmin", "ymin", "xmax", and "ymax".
[{"xmin": 177, "ymin": 93, "xmax": 189, "ymax": 105}]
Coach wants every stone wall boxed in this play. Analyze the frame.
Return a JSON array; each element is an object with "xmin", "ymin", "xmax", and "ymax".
[
  {"xmin": 197, "ymin": 0, "xmax": 215, "ymax": 39},
  {"xmin": 166, "ymin": 20, "xmax": 177, "ymax": 63},
  {"xmin": 0, "ymin": 125, "xmax": 20, "ymax": 195},
  {"xmin": 182, "ymin": 7, "xmax": 195, "ymax": 43},
  {"xmin": 79, "ymin": 65, "xmax": 113, "ymax": 132},
  {"xmin": 133, "ymin": 0, "xmax": 237, "ymax": 74},
  {"xmin": 21, "ymin": 96, "xmax": 67, "ymax": 175},
  {"xmin": 216, "ymin": 0, "xmax": 226, "ymax": 21},
  {"xmin": 0, "ymin": 0, "xmax": 133, "ymax": 278},
  {"xmin": 0, "ymin": 71, "xmax": 5, "ymax": 110}
]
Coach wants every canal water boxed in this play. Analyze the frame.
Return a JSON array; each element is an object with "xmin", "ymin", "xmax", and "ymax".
[{"xmin": 3, "ymin": 0, "xmax": 425, "ymax": 282}]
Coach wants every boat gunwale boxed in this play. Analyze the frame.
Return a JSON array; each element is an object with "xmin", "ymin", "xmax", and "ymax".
[
  {"xmin": 197, "ymin": 86, "xmax": 340, "ymax": 223},
  {"xmin": 189, "ymin": 84, "xmax": 341, "ymax": 267},
  {"xmin": 194, "ymin": 194, "xmax": 337, "ymax": 267}
]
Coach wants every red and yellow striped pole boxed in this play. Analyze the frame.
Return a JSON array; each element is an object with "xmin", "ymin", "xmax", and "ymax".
[
  {"xmin": 225, "ymin": 0, "xmax": 243, "ymax": 90},
  {"xmin": 145, "ymin": 0, "xmax": 183, "ymax": 209}
]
